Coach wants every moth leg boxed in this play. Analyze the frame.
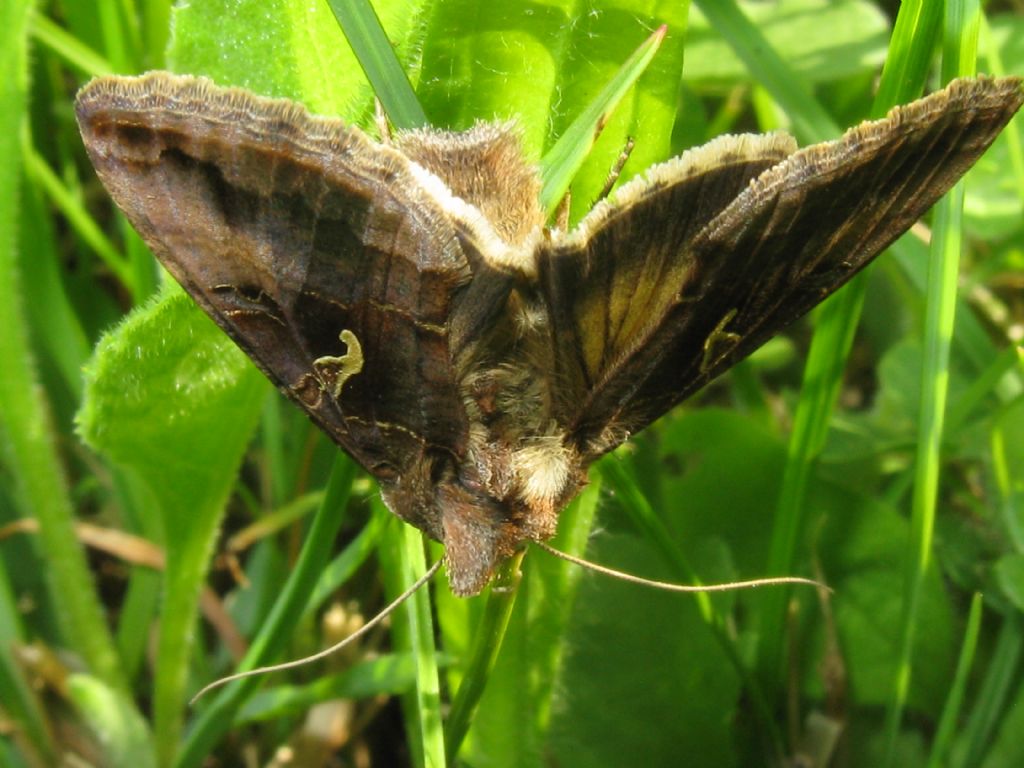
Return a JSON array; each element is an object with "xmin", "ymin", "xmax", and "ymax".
[
  {"xmin": 553, "ymin": 135, "xmax": 635, "ymax": 229},
  {"xmin": 313, "ymin": 330, "xmax": 365, "ymax": 398},
  {"xmin": 595, "ymin": 136, "xmax": 636, "ymax": 202},
  {"xmin": 553, "ymin": 187, "xmax": 572, "ymax": 231}
]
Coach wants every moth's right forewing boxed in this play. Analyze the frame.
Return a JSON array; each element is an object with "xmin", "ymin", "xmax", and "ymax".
[
  {"xmin": 75, "ymin": 73, "xmax": 473, "ymax": 479},
  {"xmin": 538, "ymin": 132, "xmax": 798, "ymax": 455},
  {"xmin": 541, "ymin": 77, "xmax": 1023, "ymax": 459}
]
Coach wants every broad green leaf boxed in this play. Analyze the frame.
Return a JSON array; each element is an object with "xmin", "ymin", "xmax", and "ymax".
[
  {"xmin": 548, "ymin": 534, "xmax": 741, "ymax": 768},
  {"xmin": 817, "ymin": 494, "xmax": 956, "ymax": 716},
  {"xmin": 78, "ymin": 289, "xmax": 266, "ymax": 514},
  {"xmin": 78, "ymin": 288, "xmax": 266, "ymax": 759}
]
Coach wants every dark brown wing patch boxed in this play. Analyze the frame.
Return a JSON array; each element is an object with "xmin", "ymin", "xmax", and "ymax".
[{"xmin": 75, "ymin": 72, "xmax": 473, "ymax": 477}]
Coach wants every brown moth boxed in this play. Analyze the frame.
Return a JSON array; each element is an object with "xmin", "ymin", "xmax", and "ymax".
[{"xmin": 76, "ymin": 72, "xmax": 1023, "ymax": 596}]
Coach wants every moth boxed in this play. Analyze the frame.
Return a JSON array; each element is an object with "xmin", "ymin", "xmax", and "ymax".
[{"xmin": 76, "ymin": 72, "xmax": 1023, "ymax": 596}]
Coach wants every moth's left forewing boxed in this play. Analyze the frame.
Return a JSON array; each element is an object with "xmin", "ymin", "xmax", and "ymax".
[{"xmin": 75, "ymin": 73, "xmax": 474, "ymax": 483}]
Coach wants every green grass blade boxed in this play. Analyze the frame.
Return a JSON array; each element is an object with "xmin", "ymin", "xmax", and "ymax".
[
  {"xmin": 236, "ymin": 653, "xmax": 419, "ymax": 723},
  {"xmin": 946, "ymin": 345, "xmax": 1022, "ymax": 432},
  {"xmin": 598, "ymin": 459, "xmax": 707, "ymax": 606},
  {"xmin": 400, "ymin": 524, "xmax": 446, "ymax": 768},
  {"xmin": 954, "ymin": 615, "xmax": 1024, "ymax": 768},
  {"xmin": 446, "ymin": 476, "xmax": 606, "ymax": 766},
  {"xmin": 17, "ymin": 178, "xmax": 91, "ymax": 399},
  {"xmin": 176, "ymin": 455, "xmax": 357, "ymax": 768},
  {"xmin": 539, "ymin": 25, "xmax": 666, "ymax": 213},
  {"xmin": 597, "ymin": 457, "xmax": 786, "ymax": 758},
  {"xmin": 0, "ymin": 0, "xmax": 129, "ymax": 700},
  {"xmin": 376, "ymin": 507, "xmax": 445, "ymax": 768},
  {"xmin": 304, "ymin": 499, "xmax": 389, "ymax": 615},
  {"xmin": 259, "ymin": 395, "xmax": 288, "ymax": 507},
  {"xmin": 0, "ymin": 565, "xmax": 54, "ymax": 763},
  {"xmin": 883, "ymin": 1, "xmax": 979, "ymax": 759},
  {"xmin": 445, "ymin": 552, "xmax": 524, "ymax": 761},
  {"xmin": 141, "ymin": 0, "xmax": 172, "ymax": 70},
  {"xmin": 526, "ymin": 476, "xmax": 603, "ymax": 739},
  {"xmin": 873, "ymin": 0, "xmax": 945, "ymax": 116},
  {"xmin": 22, "ymin": 142, "xmax": 136, "ymax": 294},
  {"xmin": 326, "ymin": 0, "xmax": 427, "ymax": 129},
  {"xmin": 942, "ymin": 0, "xmax": 982, "ymax": 84},
  {"xmin": 29, "ymin": 10, "xmax": 112, "ymax": 77},
  {"xmin": 694, "ymin": 0, "xmax": 836, "ymax": 142},
  {"xmin": 96, "ymin": 0, "xmax": 133, "ymax": 72},
  {"xmin": 758, "ymin": 0, "xmax": 943, "ymax": 693},
  {"xmin": 978, "ymin": 16, "xmax": 1024, "ymax": 197},
  {"xmin": 926, "ymin": 593, "xmax": 983, "ymax": 768}
]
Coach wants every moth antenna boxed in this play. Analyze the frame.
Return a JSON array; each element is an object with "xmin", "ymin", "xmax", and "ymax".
[
  {"xmin": 189, "ymin": 558, "xmax": 442, "ymax": 706},
  {"xmin": 596, "ymin": 136, "xmax": 636, "ymax": 201},
  {"xmin": 534, "ymin": 541, "xmax": 828, "ymax": 593}
]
